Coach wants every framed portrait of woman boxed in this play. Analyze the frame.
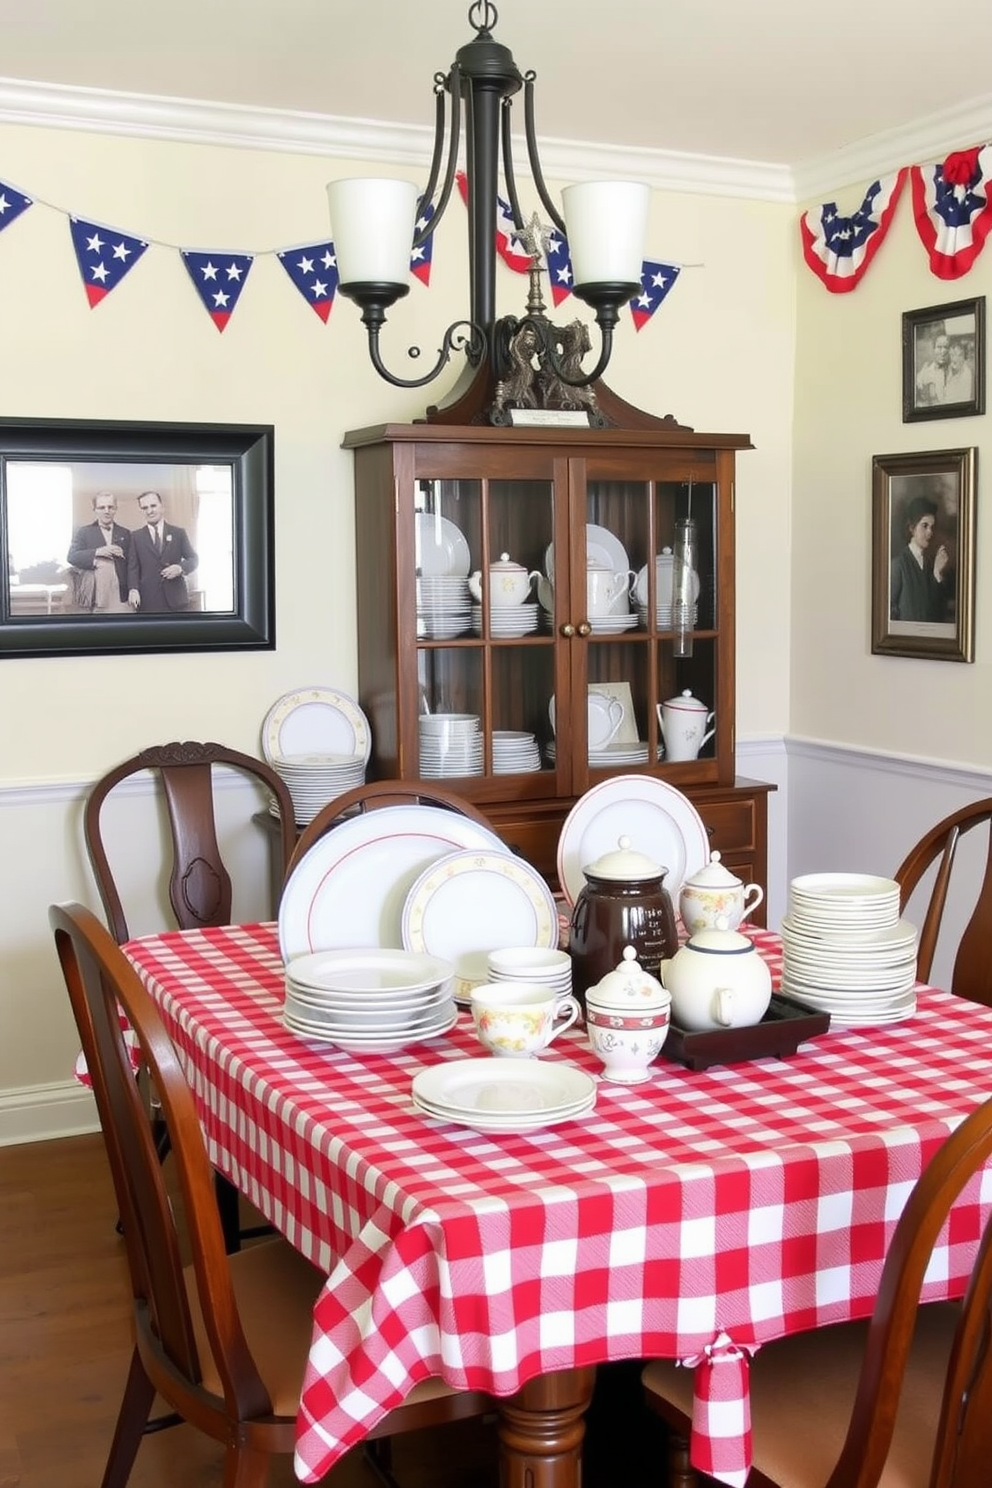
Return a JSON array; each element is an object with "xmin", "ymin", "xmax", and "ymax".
[{"xmin": 871, "ymin": 446, "xmax": 976, "ymax": 662}]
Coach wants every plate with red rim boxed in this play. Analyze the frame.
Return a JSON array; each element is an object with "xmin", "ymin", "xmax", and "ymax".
[{"xmin": 556, "ymin": 774, "xmax": 709, "ymax": 908}]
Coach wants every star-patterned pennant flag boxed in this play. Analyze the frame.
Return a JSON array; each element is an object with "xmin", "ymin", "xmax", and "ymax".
[
  {"xmin": 911, "ymin": 145, "xmax": 992, "ymax": 279},
  {"xmin": 0, "ymin": 179, "xmax": 33, "ymax": 234},
  {"xmin": 456, "ymin": 171, "xmax": 532, "ymax": 274},
  {"xmin": 544, "ymin": 229, "xmax": 573, "ymax": 306},
  {"xmin": 630, "ymin": 260, "xmax": 681, "ymax": 330},
  {"xmin": 181, "ymin": 249, "xmax": 253, "ymax": 331},
  {"xmin": 799, "ymin": 169, "xmax": 907, "ymax": 293},
  {"xmin": 411, "ymin": 202, "xmax": 435, "ymax": 287},
  {"xmin": 276, "ymin": 240, "xmax": 338, "ymax": 322},
  {"xmin": 69, "ymin": 217, "xmax": 149, "ymax": 307}
]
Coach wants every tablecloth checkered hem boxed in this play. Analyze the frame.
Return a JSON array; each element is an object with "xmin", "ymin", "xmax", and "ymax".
[
  {"xmin": 73, "ymin": 1007, "xmax": 142, "ymax": 1088},
  {"xmin": 680, "ymin": 1331, "xmax": 754, "ymax": 1488},
  {"xmin": 121, "ymin": 921, "xmax": 992, "ymax": 1487}
]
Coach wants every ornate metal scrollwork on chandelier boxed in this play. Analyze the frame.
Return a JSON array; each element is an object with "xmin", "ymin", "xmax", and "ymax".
[{"xmin": 326, "ymin": 2, "xmax": 649, "ymax": 423}]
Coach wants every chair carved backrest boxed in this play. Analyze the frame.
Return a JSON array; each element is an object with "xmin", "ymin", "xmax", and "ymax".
[
  {"xmin": 894, "ymin": 796, "xmax": 992, "ymax": 1006},
  {"xmin": 826, "ymin": 1091, "xmax": 992, "ymax": 1488},
  {"xmin": 285, "ymin": 778, "xmax": 498, "ymax": 878},
  {"xmin": 84, "ymin": 740, "xmax": 297, "ymax": 944},
  {"xmin": 50, "ymin": 901, "xmax": 271, "ymax": 1419}
]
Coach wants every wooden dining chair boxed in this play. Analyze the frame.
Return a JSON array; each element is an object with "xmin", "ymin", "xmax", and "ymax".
[
  {"xmin": 285, "ymin": 778, "xmax": 498, "ymax": 878},
  {"xmin": 51, "ymin": 901, "xmax": 496, "ymax": 1488},
  {"xmin": 84, "ymin": 739, "xmax": 297, "ymax": 944},
  {"xmin": 84, "ymin": 740, "xmax": 297, "ymax": 1250},
  {"xmin": 642, "ymin": 1091, "xmax": 992, "ymax": 1488},
  {"xmin": 893, "ymin": 796, "xmax": 992, "ymax": 1006}
]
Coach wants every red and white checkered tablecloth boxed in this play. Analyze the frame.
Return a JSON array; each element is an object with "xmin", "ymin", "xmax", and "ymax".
[{"xmin": 124, "ymin": 922, "xmax": 992, "ymax": 1487}]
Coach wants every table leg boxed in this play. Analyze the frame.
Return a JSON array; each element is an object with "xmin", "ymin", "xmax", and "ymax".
[{"xmin": 497, "ymin": 1366, "xmax": 597, "ymax": 1488}]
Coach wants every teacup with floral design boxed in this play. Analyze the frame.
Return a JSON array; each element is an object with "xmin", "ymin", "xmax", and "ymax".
[{"xmin": 470, "ymin": 982, "xmax": 580, "ymax": 1059}]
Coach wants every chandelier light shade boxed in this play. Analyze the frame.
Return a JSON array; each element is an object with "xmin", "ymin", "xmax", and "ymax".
[
  {"xmin": 561, "ymin": 182, "xmax": 651, "ymax": 290},
  {"xmin": 325, "ymin": 1, "xmax": 651, "ymax": 420},
  {"xmin": 326, "ymin": 178, "xmax": 419, "ymax": 290}
]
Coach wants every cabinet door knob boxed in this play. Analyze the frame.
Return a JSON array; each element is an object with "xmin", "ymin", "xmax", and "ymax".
[
  {"xmin": 560, "ymin": 622, "xmax": 576, "ymax": 638},
  {"xmin": 577, "ymin": 621, "xmax": 592, "ymax": 637}
]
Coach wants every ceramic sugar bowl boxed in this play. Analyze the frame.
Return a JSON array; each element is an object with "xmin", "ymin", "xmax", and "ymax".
[
  {"xmin": 468, "ymin": 552, "xmax": 541, "ymax": 608},
  {"xmin": 678, "ymin": 851, "xmax": 764, "ymax": 934},
  {"xmin": 585, "ymin": 946, "xmax": 672, "ymax": 1084},
  {"xmin": 659, "ymin": 921, "xmax": 772, "ymax": 1033}
]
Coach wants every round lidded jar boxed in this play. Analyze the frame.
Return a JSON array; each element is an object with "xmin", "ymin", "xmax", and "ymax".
[
  {"xmin": 568, "ymin": 836, "xmax": 679, "ymax": 1007},
  {"xmin": 585, "ymin": 947, "xmax": 672, "ymax": 1084}
]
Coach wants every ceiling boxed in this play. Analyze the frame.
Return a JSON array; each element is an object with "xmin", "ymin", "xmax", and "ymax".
[{"xmin": 2, "ymin": 0, "xmax": 992, "ymax": 174}]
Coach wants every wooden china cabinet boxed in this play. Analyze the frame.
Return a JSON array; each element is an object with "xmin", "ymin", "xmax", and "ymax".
[{"xmin": 345, "ymin": 394, "xmax": 771, "ymax": 914}]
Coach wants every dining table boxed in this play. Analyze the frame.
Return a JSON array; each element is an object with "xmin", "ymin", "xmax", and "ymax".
[{"xmin": 122, "ymin": 921, "xmax": 992, "ymax": 1488}]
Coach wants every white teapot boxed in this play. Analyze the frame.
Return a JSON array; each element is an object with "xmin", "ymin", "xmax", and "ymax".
[
  {"xmin": 468, "ymin": 553, "xmax": 540, "ymax": 608},
  {"xmin": 658, "ymin": 921, "xmax": 772, "ymax": 1032},
  {"xmin": 657, "ymin": 689, "xmax": 715, "ymax": 762},
  {"xmin": 679, "ymin": 851, "xmax": 764, "ymax": 934}
]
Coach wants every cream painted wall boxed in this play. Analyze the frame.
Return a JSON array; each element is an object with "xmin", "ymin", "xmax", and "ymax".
[
  {"xmin": 0, "ymin": 118, "xmax": 794, "ymax": 1119},
  {"xmin": 791, "ymin": 186, "xmax": 992, "ymax": 766}
]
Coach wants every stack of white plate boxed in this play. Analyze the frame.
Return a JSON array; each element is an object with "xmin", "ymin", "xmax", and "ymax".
[
  {"xmin": 780, "ymin": 872, "xmax": 918, "ymax": 1026},
  {"xmin": 418, "ymin": 713, "xmax": 483, "ymax": 777},
  {"xmin": 283, "ymin": 948, "xmax": 457, "ymax": 1054},
  {"xmin": 546, "ymin": 739, "xmax": 664, "ymax": 767},
  {"xmin": 272, "ymin": 752, "xmax": 366, "ymax": 825},
  {"xmin": 411, "ymin": 1059, "xmax": 597, "ymax": 1135},
  {"xmin": 417, "ymin": 576, "xmax": 472, "ymax": 639},
  {"xmin": 493, "ymin": 730, "xmax": 542, "ymax": 773},
  {"xmin": 471, "ymin": 603, "xmax": 539, "ymax": 638},
  {"xmin": 589, "ymin": 613, "xmax": 638, "ymax": 635},
  {"xmin": 635, "ymin": 601, "xmax": 699, "ymax": 630}
]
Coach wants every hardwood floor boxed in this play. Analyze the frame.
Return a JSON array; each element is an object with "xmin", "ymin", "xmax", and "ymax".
[{"xmin": 0, "ymin": 1135, "xmax": 665, "ymax": 1487}]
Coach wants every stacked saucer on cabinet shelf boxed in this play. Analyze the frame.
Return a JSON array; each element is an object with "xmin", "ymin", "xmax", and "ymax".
[
  {"xmin": 418, "ymin": 713, "xmax": 483, "ymax": 778},
  {"xmin": 471, "ymin": 603, "xmax": 539, "ymax": 638},
  {"xmin": 493, "ymin": 730, "xmax": 542, "ymax": 774},
  {"xmin": 416, "ymin": 576, "xmax": 472, "ymax": 639},
  {"xmin": 780, "ymin": 873, "xmax": 918, "ymax": 1027},
  {"xmin": 261, "ymin": 686, "xmax": 371, "ymax": 825}
]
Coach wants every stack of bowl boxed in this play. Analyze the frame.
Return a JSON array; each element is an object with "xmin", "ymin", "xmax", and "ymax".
[
  {"xmin": 416, "ymin": 576, "xmax": 472, "ymax": 639},
  {"xmin": 418, "ymin": 713, "xmax": 483, "ymax": 777}
]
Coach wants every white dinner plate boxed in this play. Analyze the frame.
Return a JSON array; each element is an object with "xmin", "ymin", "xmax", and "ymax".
[
  {"xmin": 544, "ymin": 523, "xmax": 629, "ymax": 581},
  {"xmin": 285, "ymin": 948, "xmax": 454, "ymax": 994},
  {"xmin": 556, "ymin": 774, "xmax": 709, "ymax": 908},
  {"xmin": 401, "ymin": 849, "xmax": 559, "ymax": 996},
  {"xmin": 262, "ymin": 686, "xmax": 372, "ymax": 766},
  {"xmin": 284, "ymin": 1004, "xmax": 458, "ymax": 1053},
  {"xmin": 411, "ymin": 1090, "xmax": 596, "ymax": 1135},
  {"xmin": 412, "ymin": 1058, "xmax": 596, "ymax": 1118},
  {"xmin": 415, "ymin": 513, "xmax": 471, "ymax": 578},
  {"xmin": 278, "ymin": 805, "xmax": 509, "ymax": 961}
]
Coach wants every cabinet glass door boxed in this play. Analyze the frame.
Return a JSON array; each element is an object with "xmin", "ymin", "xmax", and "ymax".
[{"xmin": 413, "ymin": 471, "xmax": 561, "ymax": 787}]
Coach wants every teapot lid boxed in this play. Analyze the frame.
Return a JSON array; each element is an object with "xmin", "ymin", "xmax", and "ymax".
[
  {"xmin": 681, "ymin": 850, "xmax": 742, "ymax": 891},
  {"xmin": 584, "ymin": 834, "xmax": 664, "ymax": 882},
  {"xmin": 685, "ymin": 919, "xmax": 756, "ymax": 954},
  {"xmin": 586, "ymin": 945, "xmax": 671, "ymax": 1007},
  {"xmin": 663, "ymin": 688, "xmax": 709, "ymax": 713},
  {"xmin": 490, "ymin": 551, "xmax": 525, "ymax": 572}
]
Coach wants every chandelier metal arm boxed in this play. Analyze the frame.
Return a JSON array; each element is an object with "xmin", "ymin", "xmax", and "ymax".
[
  {"xmin": 500, "ymin": 96, "xmax": 526, "ymax": 233},
  {"xmin": 414, "ymin": 65, "xmax": 463, "ymax": 250},
  {"xmin": 523, "ymin": 73, "xmax": 566, "ymax": 236},
  {"xmin": 363, "ymin": 314, "xmax": 488, "ymax": 390}
]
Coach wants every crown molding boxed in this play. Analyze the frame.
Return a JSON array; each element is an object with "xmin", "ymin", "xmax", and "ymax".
[
  {"xmin": 793, "ymin": 92, "xmax": 992, "ymax": 203},
  {"xmin": 0, "ymin": 74, "xmax": 793, "ymax": 202}
]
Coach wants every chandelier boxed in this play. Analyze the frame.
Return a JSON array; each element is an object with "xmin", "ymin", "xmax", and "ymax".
[{"xmin": 326, "ymin": 1, "xmax": 649, "ymax": 421}]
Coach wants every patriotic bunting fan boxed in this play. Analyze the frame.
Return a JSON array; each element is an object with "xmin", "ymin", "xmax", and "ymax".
[
  {"xmin": 912, "ymin": 146, "xmax": 992, "ymax": 279},
  {"xmin": 800, "ymin": 170, "xmax": 907, "ymax": 293}
]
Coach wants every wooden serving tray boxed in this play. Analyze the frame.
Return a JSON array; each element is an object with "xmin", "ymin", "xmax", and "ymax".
[{"xmin": 659, "ymin": 994, "xmax": 831, "ymax": 1071}]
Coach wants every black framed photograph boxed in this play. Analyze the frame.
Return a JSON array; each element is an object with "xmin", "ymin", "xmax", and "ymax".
[
  {"xmin": 871, "ymin": 446, "xmax": 976, "ymax": 662},
  {"xmin": 902, "ymin": 297, "xmax": 985, "ymax": 422},
  {"xmin": 0, "ymin": 418, "xmax": 274, "ymax": 658}
]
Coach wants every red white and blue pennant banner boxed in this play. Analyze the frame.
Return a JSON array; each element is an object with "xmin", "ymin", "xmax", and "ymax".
[{"xmin": 0, "ymin": 170, "xmax": 680, "ymax": 334}]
